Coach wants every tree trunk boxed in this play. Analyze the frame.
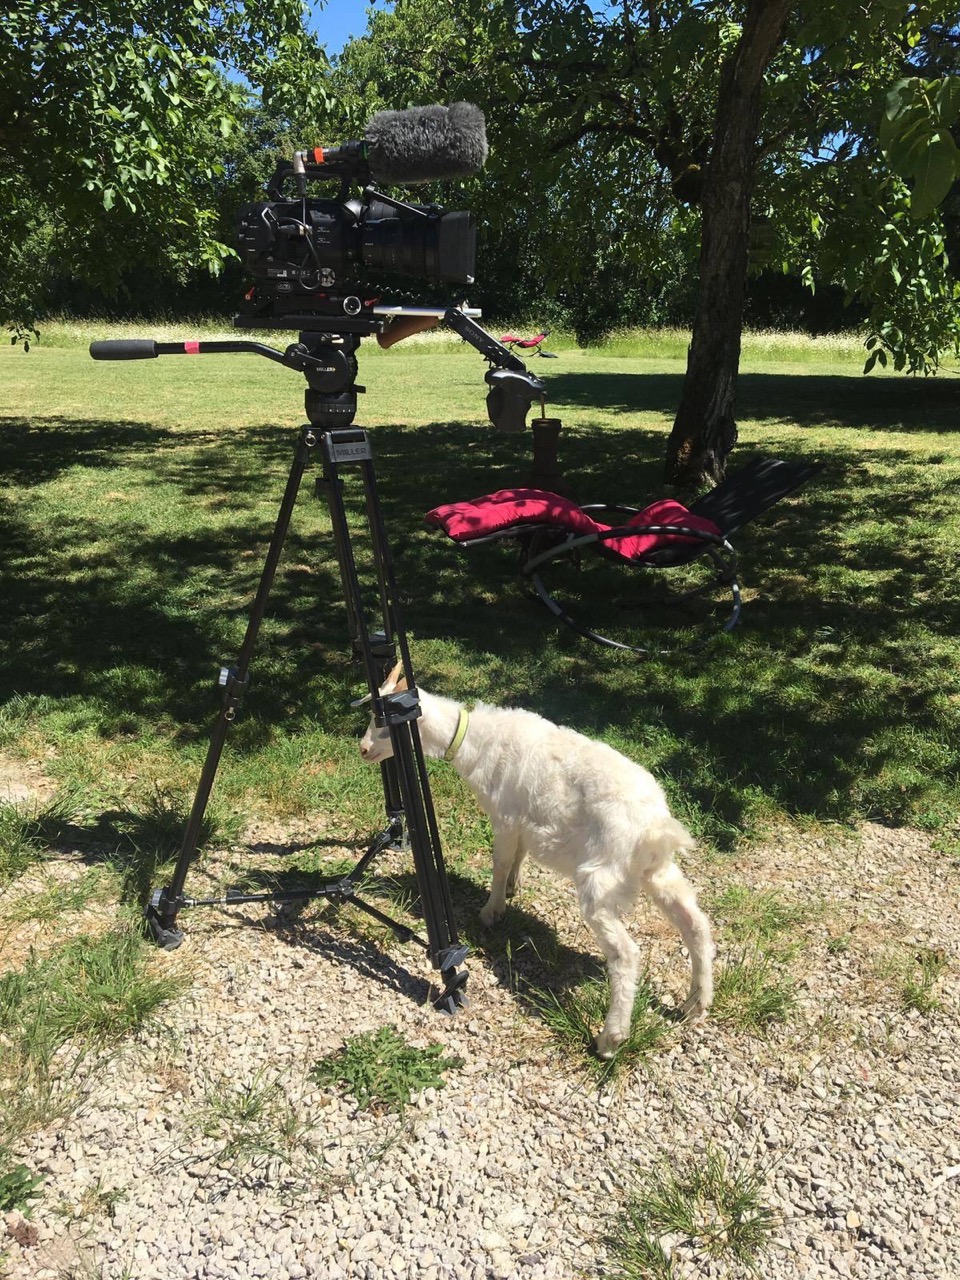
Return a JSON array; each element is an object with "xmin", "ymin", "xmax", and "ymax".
[{"xmin": 664, "ymin": 0, "xmax": 792, "ymax": 488}]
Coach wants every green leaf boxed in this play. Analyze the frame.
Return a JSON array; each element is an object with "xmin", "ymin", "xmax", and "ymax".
[
  {"xmin": 910, "ymin": 133, "xmax": 960, "ymax": 219},
  {"xmin": 885, "ymin": 79, "xmax": 913, "ymax": 121},
  {"xmin": 935, "ymin": 76, "xmax": 960, "ymax": 126},
  {"xmin": 884, "ymin": 114, "xmax": 933, "ymax": 175}
]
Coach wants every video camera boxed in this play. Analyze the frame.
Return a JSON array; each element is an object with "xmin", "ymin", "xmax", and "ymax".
[
  {"xmin": 235, "ymin": 103, "xmax": 486, "ymax": 330},
  {"xmin": 229, "ymin": 102, "xmax": 546, "ymax": 434}
]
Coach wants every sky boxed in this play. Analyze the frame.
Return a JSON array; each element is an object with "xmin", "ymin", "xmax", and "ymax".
[{"xmin": 308, "ymin": 0, "xmax": 388, "ymax": 55}]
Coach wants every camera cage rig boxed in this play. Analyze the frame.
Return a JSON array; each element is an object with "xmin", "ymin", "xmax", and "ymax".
[
  {"xmin": 89, "ymin": 304, "xmax": 547, "ymax": 1013},
  {"xmin": 237, "ymin": 149, "xmax": 480, "ymax": 327}
]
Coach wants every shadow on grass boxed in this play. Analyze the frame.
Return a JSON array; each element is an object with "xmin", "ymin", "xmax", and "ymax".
[
  {"xmin": 374, "ymin": 419, "xmax": 960, "ymax": 833},
  {"xmin": 545, "ymin": 369, "xmax": 960, "ymax": 434},
  {"xmin": 29, "ymin": 808, "xmax": 203, "ymax": 910},
  {"xmin": 3, "ymin": 384, "xmax": 959, "ymax": 835},
  {"xmin": 0, "ymin": 420, "xmax": 354, "ymax": 737},
  {"xmin": 0, "ymin": 416, "xmax": 182, "ymax": 487}
]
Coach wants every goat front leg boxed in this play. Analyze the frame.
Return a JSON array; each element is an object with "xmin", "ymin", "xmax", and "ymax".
[
  {"xmin": 578, "ymin": 881, "xmax": 641, "ymax": 1059},
  {"xmin": 479, "ymin": 826, "xmax": 521, "ymax": 927},
  {"xmin": 505, "ymin": 846, "xmax": 526, "ymax": 899}
]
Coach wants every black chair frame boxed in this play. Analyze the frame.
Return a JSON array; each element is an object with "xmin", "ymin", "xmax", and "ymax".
[{"xmin": 459, "ymin": 518, "xmax": 740, "ymax": 654}]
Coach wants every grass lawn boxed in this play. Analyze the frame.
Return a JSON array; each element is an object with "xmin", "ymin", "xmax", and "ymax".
[{"xmin": 2, "ymin": 320, "xmax": 958, "ymax": 858}]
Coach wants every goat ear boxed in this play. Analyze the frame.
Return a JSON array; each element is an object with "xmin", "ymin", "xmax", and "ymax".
[
  {"xmin": 352, "ymin": 660, "xmax": 409, "ymax": 707},
  {"xmin": 380, "ymin": 659, "xmax": 407, "ymax": 695}
]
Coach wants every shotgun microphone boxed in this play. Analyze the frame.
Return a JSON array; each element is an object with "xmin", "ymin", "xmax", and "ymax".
[{"xmin": 310, "ymin": 103, "xmax": 488, "ymax": 186}]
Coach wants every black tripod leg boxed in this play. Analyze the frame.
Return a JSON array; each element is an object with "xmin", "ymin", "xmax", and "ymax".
[
  {"xmin": 315, "ymin": 469, "xmax": 404, "ymax": 825},
  {"xmin": 358, "ymin": 454, "xmax": 467, "ymax": 1005},
  {"xmin": 145, "ymin": 428, "xmax": 317, "ymax": 948},
  {"xmin": 361, "ymin": 468, "xmax": 407, "ymax": 827},
  {"xmin": 391, "ymin": 720, "xmax": 468, "ymax": 1012},
  {"xmin": 318, "ymin": 430, "xmax": 467, "ymax": 1010}
]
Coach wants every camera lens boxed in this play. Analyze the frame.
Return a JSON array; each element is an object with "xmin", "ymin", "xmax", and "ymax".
[{"xmin": 362, "ymin": 201, "xmax": 476, "ymax": 284}]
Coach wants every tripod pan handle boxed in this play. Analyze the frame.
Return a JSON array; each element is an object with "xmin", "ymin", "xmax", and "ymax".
[{"xmin": 89, "ymin": 339, "xmax": 159, "ymax": 360}]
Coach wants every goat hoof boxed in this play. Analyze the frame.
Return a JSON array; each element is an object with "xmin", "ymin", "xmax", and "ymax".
[
  {"xmin": 680, "ymin": 996, "xmax": 709, "ymax": 1022},
  {"xmin": 479, "ymin": 906, "xmax": 504, "ymax": 927},
  {"xmin": 594, "ymin": 1031, "xmax": 624, "ymax": 1060}
]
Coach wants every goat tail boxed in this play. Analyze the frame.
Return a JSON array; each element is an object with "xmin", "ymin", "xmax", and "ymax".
[{"xmin": 645, "ymin": 814, "xmax": 696, "ymax": 862}]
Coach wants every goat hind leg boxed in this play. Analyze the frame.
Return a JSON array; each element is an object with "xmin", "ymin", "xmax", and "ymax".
[
  {"xmin": 505, "ymin": 847, "xmax": 526, "ymax": 899},
  {"xmin": 578, "ymin": 889, "xmax": 641, "ymax": 1059},
  {"xmin": 480, "ymin": 827, "xmax": 521, "ymax": 926},
  {"xmin": 642, "ymin": 861, "xmax": 714, "ymax": 1019}
]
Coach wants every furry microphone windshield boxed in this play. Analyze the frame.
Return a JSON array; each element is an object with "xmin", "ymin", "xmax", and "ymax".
[{"xmin": 364, "ymin": 102, "xmax": 488, "ymax": 185}]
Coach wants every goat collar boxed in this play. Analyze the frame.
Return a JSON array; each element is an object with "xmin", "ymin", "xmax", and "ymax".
[{"xmin": 443, "ymin": 707, "xmax": 470, "ymax": 762}]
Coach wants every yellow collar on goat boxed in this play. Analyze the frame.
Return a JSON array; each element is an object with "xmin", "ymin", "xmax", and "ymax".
[{"xmin": 443, "ymin": 708, "xmax": 470, "ymax": 762}]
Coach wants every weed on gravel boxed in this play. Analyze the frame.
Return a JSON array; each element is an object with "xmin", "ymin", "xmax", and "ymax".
[
  {"xmin": 608, "ymin": 1143, "xmax": 779, "ymax": 1278},
  {"xmin": 190, "ymin": 1067, "xmax": 325, "ymax": 1186},
  {"xmin": 712, "ymin": 885, "xmax": 811, "ymax": 954},
  {"xmin": 0, "ymin": 866, "xmax": 115, "ymax": 925},
  {"xmin": 309, "ymin": 1024, "xmax": 464, "ymax": 1113},
  {"xmin": 0, "ymin": 924, "xmax": 186, "ymax": 1052},
  {"xmin": 0, "ymin": 1157, "xmax": 42, "ymax": 1215},
  {"xmin": 527, "ymin": 971, "xmax": 673, "ymax": 1085},
  {"xmin": 0, "ymin": 922, "xmax": 187, "ymax": 1147},
  {"xmin": 876, "ymin": 942, "xmax": 950, "ymax": 1015},
  {"xmin": 711, "ymin": 946, "xmax": 797, "ymax": 1032},
  {"xmin": 902, "ymin": 945, "xmax": 948, "ymax": 1013}
]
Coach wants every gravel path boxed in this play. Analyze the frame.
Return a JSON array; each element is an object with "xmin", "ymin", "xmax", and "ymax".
[{"xmin": 2, "ymin": 816, "xmax": 958, "ymax": 1280}]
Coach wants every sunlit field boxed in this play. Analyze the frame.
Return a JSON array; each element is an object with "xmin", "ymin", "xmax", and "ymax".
[{"xmin": 2, "ymin": 320, "xmax": 959, "ymax": 856}]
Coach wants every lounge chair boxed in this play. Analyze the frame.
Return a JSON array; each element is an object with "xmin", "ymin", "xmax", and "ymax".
[{"xmin": 425, "ymin": 456, "xmax": 822, "ymax": 653}]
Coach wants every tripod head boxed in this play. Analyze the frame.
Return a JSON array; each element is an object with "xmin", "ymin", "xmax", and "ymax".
[
  {"xmin": 297, "ymin": 331, "xmax": 365, "ymax": 429},
  {"xmin": 89, "ymin": 306, "xmax": 548, "ymax": 433}
]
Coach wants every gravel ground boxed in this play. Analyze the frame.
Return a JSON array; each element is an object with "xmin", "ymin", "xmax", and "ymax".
[{"xmin": 2, "ymin": 808, "xmax": 958, "ymax": 1280}]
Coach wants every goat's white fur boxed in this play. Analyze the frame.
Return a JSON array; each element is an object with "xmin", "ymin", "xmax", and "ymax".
[{"xmin": 359, "ymin": 665, "xmax": 713, "ymax": 1057}]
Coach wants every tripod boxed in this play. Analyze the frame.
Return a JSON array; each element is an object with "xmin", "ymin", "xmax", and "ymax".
[{"xmin": 90, "ymin": 324, "xmax": 469, "ymax": 1012}]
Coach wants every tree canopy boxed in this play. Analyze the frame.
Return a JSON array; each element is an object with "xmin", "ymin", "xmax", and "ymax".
[
  {"xmin": 325, "ymin": 1, "xmax": 960, "ymax": 362},
  {"xmin": 320, "ymin": 0, "xmax": 960, "ymax": 480},
  {"xmin": 2, "ymin": 0, "xmax": 959, "ymax": 475},
  {"xmin": 0, "ymin": 0, "xmax": 326, "ymax": 337}
]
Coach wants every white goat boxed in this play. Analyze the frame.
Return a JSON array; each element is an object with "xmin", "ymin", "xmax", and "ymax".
[{"xmin": 358, "ymin": 664, "xmax": 713, "ymax": 1057}]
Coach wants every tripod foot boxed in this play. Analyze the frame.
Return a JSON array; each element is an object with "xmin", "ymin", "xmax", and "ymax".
[
  {"xmin": 145, "ymin": 891, "xmax": 185, "ymax": 951},
  {"xmin": 432, "ymin": 963, "xmax": 469, "ymax": 1015}
]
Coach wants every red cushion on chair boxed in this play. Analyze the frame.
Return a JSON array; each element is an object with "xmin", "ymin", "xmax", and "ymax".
[
  {"xmin": 425, "ymin": 489, "xmax": 597, "ymax": 541},
  {"xmin": 425, "ymin": 490, "xmax": 721, "ymax": 561},
  {"xmin": 615, "ymin": 499, "xmax": 722, "ymax": 559}
]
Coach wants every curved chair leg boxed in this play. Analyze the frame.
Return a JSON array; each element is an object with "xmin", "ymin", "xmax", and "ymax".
[
  {"xmin": 522, "ymin": 526, "xmax": 742, "ymax": 655},
  {"xmin": 528, "ymin": 570, "xmax": 740, "ymax": 655}
]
